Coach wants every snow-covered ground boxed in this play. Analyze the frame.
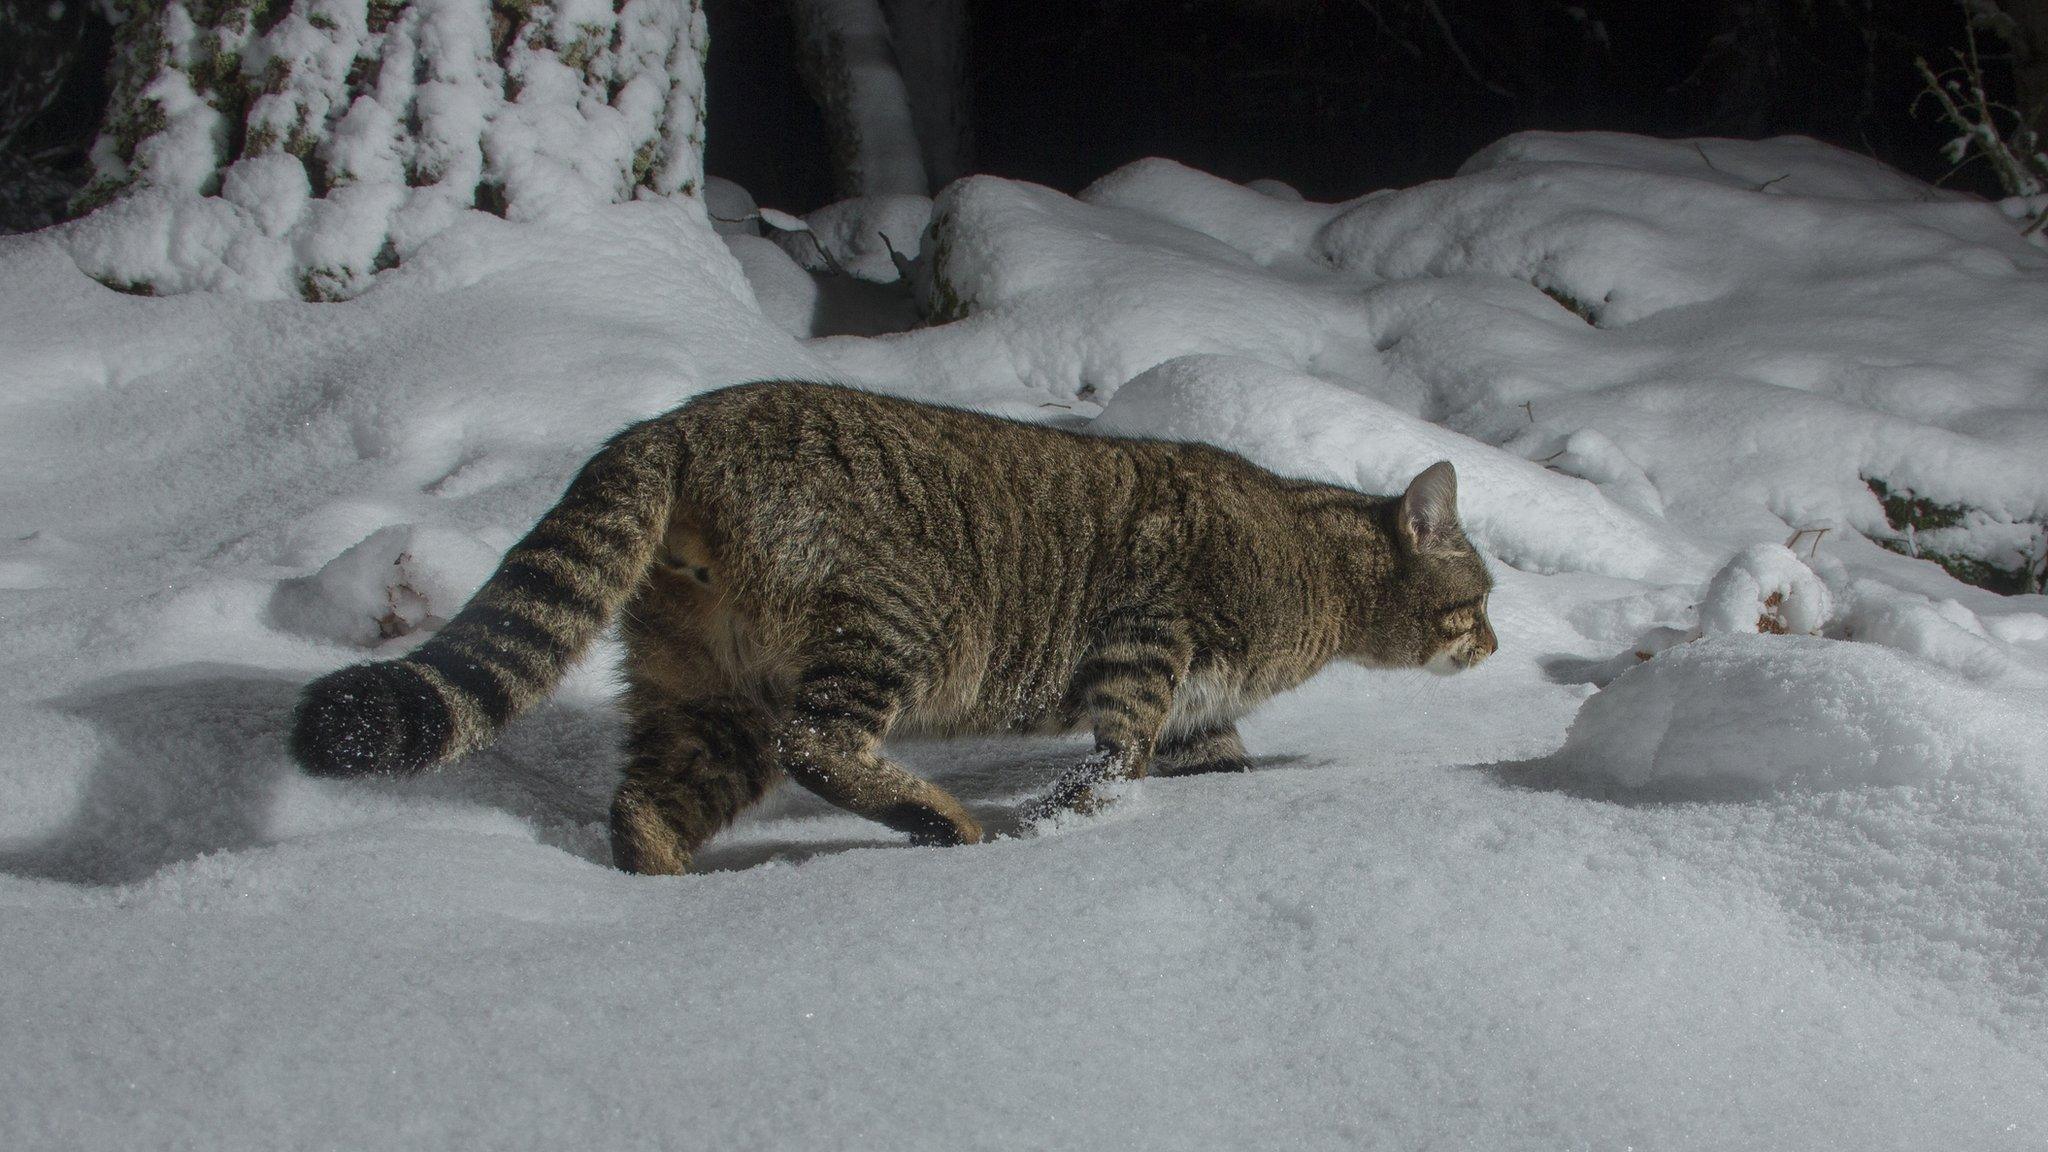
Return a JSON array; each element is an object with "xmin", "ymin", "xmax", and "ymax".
[{"xmin": 4, "ymin": 133, "xmax": 2045, "ymax": 1149}]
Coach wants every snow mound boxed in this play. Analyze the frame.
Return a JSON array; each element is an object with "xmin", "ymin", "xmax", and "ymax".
[
  {"xmin": 1461, "ymin": 131, "xmax": 1963, "ymax": 202},
  {"xmin": 1092, "ymin": 355, "xmax": 1704, "ymax": 581},
  {"xmin": 1831, "ymin": 577, "xmax": 2016, "ymax": 681},
  {"xmin": 1546, "ymin": 633, "xmax": 2043, "ymax": 794},
  {"xmin": 1079, "ymin": 157, "xmax": 1354, "ymax": 266},
  {"xmin": 1243, "ymin": 177, "xmax": 1305, "ymax": 201},
  {"xmin": 1317, "ymin": 145, "xmax": 2044, "ymax": 329},
  {"xmin": 704, "ymin": 177, "xmax": 761, "ymax": 237},
  {"xmin": 871, "ymin": 175, "xmax": 1381, "ymax": 404}
]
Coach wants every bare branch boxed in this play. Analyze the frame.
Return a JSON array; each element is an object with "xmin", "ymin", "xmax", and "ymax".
[{"xmin": 1420, "ymin": 0, "xmax": 1517, "ymax": 100}]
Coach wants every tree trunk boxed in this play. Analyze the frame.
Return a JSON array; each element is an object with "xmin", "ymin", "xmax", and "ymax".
[
  {"xmin": 1981, "ymin": 0, "xmax": 2048, "ymax": 148},
  {"xmin": 0, "ymin": 0, "xmax": 91, "ymax": 232},
  {"xmin": 879, "ymin": 0, "xmax": 968, "ymax": 188},
  {"xmin": 75, "ymin": 0, "xmax": 710, "ymax": 300},
  {"xmin": 788, "ymin": 0, "xmax": 929, "ymax": 197}
]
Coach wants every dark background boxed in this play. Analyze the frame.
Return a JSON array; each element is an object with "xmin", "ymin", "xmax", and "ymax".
[
  {"xmin": 705, "ymin": 0, "xmax": 1998, "ymax": 209},
  {"xmin": 5, "ymin": 0, "xmax": 2011, "ymax": 224}
]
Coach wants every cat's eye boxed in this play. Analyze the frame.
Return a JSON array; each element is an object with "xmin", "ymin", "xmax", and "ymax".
[{"xmin": 1437, "ymin": 596, "xmax": 1486, "ymax": 634}]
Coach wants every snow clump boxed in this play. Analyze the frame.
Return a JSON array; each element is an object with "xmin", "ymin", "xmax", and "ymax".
[
  {"xmin": 269, "ymin": 523, "xmax": 500, "ymax": 647},
  {"xmin": 1698, "ymin": 543, "xmax": 1833, "ymax": 636}
]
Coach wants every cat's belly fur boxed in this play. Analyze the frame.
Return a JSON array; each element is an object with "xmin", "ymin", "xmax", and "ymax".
[{"xmin": 892, "ymin": 656, "xmax": 1257, "ymax": 742}]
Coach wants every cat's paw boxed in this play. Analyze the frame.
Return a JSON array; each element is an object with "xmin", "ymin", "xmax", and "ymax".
[
  {"xmin": 885, "ymin": 802, "xmax": 984, "ymax": 847},
  {"xmin": 1153, "ymin": 755, "xmax": 1253, "ymax": 778},
  {"xmin": 1022, "ymin": 776, "xmax": 1142, "ymax": 834}
]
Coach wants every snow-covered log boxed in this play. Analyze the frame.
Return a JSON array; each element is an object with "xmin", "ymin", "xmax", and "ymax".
[{"xmin": 74, "ymin": 0, "xmax": 709, "ymax": 299}]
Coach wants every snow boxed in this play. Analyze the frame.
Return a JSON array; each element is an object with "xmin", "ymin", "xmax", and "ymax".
[
  {"xmin": 704, "ymin": 174, "xmax": 761, "ymax": 235},
  {"xmin": 1091, "ymin": 355, "xmax": 1704, "ymax": 581},
  {"xmin": 269, "ymin": 522, "xmax": 503, "ymax": 647},
  {"xmin": 1080, "ymin": 157, "xmax": 1356, "ymax": 267},
  {"xmin": 6, "ymin": 130, "xmax": 2048, "ymax": 1148},
  {"xmin": 774, "ymin": 191, "xmax": 933, "ymax": 281},
  {"xmin": 1540, "ymin": 632, "xmax": 2042, "ymax": 793}
]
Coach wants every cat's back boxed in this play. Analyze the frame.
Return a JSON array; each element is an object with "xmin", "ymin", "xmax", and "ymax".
[
  {"xmin": 676, "ymin": 380, "xmax": 1110, "ymax": 474},
  {"xmin": 673, "ymin": 381, "xmax": 1161, "ymax": 541}
]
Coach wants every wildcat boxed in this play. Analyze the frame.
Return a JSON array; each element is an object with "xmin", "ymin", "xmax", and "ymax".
[{"xmin": 292, "ymin": 381, "xmax": 1497, "ymax": 873}]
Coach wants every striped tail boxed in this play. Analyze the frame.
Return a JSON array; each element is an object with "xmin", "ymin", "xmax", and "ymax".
[{"xmin": 291, "ymin": 415, "xmax": 683, "ymax": 777}]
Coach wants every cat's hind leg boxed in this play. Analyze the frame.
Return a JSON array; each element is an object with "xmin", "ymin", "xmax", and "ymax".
[
  {"xmin": 1153, "ymin": 722, "xmax": 1252, "ymax": 777},
  {"xmin": 610, "ymin": 697, "xmax": 780, "ymax": 875}
]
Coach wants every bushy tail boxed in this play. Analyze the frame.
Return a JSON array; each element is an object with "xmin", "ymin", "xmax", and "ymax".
[{"xmin": 291, "ymin": 416, "xmax": 683, "ymax": 777}]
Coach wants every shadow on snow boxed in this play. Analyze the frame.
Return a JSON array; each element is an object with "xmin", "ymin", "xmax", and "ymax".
[{"xmin": 0, "ymin": 665, "xmax": 1307, "ymax": 883}]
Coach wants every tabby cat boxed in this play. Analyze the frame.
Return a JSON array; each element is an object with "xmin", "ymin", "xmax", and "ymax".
[{"xmin": 292, "ymin": 381, "xmax": 1497, "ymax": 873}]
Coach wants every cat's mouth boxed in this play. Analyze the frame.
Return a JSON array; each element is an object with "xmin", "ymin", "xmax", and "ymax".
[{"xmin": 1425, "ymin": 649, "xmax": 1489, "ymax": 676}]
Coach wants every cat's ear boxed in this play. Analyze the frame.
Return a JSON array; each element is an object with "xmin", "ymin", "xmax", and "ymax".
[{"xmin": 1396, "ymin": 461, "xmax": 1462, "ymax": 554}]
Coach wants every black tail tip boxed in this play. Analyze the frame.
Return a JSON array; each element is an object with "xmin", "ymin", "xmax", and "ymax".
[{"xmin": 290, "ymin": 662, "xmax": 453, "ymax": 777}]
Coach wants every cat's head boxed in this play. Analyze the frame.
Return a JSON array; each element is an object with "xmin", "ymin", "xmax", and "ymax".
[{"xmin": 1340, "ymin": 461, "xmax": 1497, "ymax": 674}]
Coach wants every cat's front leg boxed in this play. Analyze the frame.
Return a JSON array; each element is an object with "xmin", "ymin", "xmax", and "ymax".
[{"xmin": 1029, "ymin": 607, "xmax": 1191, "ymax": 820}]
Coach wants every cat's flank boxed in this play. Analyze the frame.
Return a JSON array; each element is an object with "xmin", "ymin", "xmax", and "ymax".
[{"xmin": 291, "ymin": 381, "xmax": 1497, "ymax": 873}]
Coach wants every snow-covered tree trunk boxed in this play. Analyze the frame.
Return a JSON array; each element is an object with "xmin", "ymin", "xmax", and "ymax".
[
  {"xmin": 74, "ymin": 0, "xmax": 709, "ymax": 300},
  {"xmin": 788, "ymin": 0, "xmax": 928, "ymax": 197}
]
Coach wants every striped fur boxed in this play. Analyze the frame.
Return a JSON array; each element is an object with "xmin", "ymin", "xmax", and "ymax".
[{"xmin": 291, "ymin": 382, "xmax": 1497, "ymax": 872}]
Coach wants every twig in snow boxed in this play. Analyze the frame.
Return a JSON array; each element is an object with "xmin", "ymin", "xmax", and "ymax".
[
  {"xmin": 1695, "ymin": 143, "xmax": 1792, "ymax": 193},
  {"xmin": 1783, "ymin": 526, "xmax": 1830, "ymax": 558},
  {"xmin": 878, "ymin": 231, "xmax": 917, "ymax": 282},
  {"xmin": 789, "ymin": 230, "xmax": 851, "ymax": 278}
]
